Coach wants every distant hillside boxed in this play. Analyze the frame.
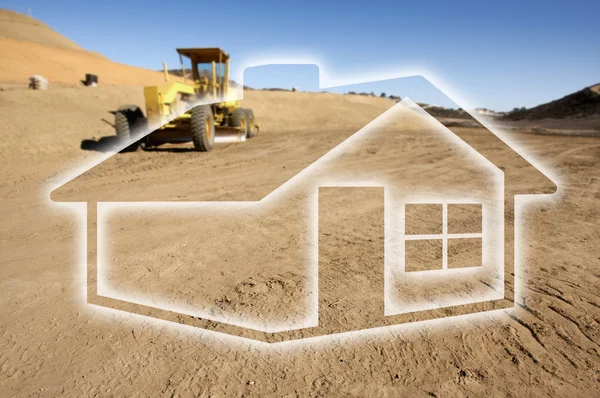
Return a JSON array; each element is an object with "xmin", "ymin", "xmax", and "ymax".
[
  {"xmin": 344, "ymin": 91, "xmax": 470, "ymax": 118},
  {"xmin": 475, "ymin": 108, "xmax": 503, "ymax": 117},
  {"xmin": 0, "ymin": 8, "xmax": 84, "ymax": 51},
  {"xmin": 419, "ymin": 104, "xmax": 469, "ymax": 119},
  {"xmin": 504, "ymin": 84, "xmax": 600, "ymax": 120},
  {"xmin": 163, "ymin": 68, "xmax": 193, "ymax": 79},
  {"xmin": 0, "ymin": 8, "xmax": 182, "ymax": 86}
]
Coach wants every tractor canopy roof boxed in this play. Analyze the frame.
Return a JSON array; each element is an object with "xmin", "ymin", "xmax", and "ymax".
[{"xmin": 176, "ymin": 47, "xmax": 230, "ymax": 63}]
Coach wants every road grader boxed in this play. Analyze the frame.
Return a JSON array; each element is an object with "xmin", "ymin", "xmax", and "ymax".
[{"xmin": 114, "ymin": 47, "xmax": 258, "ymax": 152}]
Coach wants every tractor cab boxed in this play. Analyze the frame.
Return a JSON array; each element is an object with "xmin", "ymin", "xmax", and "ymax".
[{"xmin": 176, "ymin": 47, "xmax": 230, "ymax": 100}]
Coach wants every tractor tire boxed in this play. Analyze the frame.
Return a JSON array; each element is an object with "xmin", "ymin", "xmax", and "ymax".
[
  {"xmin": 191, "ymin": 105, "xmax": 215, "ymax": 152},
  {"xmin": 245, "ymin": 108, "xmax": 258, "ymax": 138},
  {"xmin": 229, "ymin": 107, "xmax": 249, "ymax": 138},
  {"xmin": 115, "ymin": 104, "xmax": 145, "ymax": 152}
]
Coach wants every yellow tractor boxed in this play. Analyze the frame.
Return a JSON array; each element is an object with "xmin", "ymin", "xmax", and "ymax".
[{"xmin": 115, "ymin": 47, "xmax": 258, "ymax": 152}]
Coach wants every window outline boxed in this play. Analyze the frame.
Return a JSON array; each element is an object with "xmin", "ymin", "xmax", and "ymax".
[{"xmin": 404, "ymin": 202, "xmax": 483, "ymax": 270}]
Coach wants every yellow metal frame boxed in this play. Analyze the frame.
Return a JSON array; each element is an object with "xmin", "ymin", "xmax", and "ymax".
[
  {"xmin": 143, "ymin": 81, "xmax": 196, "ymax": 128},
  {"xmin": 142, "ymin": 47, "xmax": 246, "ymax": 137}
]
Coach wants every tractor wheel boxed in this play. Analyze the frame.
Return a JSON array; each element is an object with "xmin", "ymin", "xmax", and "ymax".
[
  {"xmin": 115, "ymin": 104, "xmax": 146, "ymax": 152},
  {"xmin": 229, "ymin": 107, "xmax": 249, "ymax": 138},
  {"xmin": 191, "ymin": 105, "xmax": 215, "ymax": 152},
  {"xmin": 245, "ymin": 108, "xmax": 258, "ymax": 138}
]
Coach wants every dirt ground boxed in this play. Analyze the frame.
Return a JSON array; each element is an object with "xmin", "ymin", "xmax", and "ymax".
[{"xmin": 1, "ymin": 86, "xmax": 599, "ymax": 397}]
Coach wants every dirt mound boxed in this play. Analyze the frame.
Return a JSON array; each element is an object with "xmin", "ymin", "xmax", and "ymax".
[
  {"xmin": 504, "ymin": 84, "xmax": 600, "ymax": 120},
  {"xmin": 0, "ymin": 9, "xmax": 181, "ymax": 86},
  {"xmin": 0, "ymin": 9, "xmax": 83, "ymax": 51},
  {"xmin": 0, "ymin": 36, "xmax": 183, "ymax": 86}
]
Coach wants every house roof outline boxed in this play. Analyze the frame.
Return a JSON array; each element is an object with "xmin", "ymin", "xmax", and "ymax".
[{"xmin": 48, "ymin": 65, "xmax": 559, "ymax": 343}]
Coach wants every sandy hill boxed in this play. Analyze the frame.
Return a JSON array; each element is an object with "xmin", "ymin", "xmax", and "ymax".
[
  {"xmin": 504, "ymin": 83, "xmax": 600, "ymax": 120},
  {"xmin": 0, "ymin": 8, "xmax": 83, "ymax": 51},
  {"xmin": 0, "ymin": 9, "xmax": 180, "ymax": 86}
]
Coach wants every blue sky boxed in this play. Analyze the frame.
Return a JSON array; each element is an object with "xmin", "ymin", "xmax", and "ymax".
[{"xmin": 2, "ymin": 0, "xmax": 599, "ymax": 110}]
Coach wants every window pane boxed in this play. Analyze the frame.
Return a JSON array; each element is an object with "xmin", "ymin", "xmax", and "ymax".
[
  {"xmin": 447, "ymin": 238, "xmax": 482, "ymax": 269},
  {"xmin": 447, "ymin": 204, "xmax": 482, "ymax": 234},
  {"xmin": 405, "ymin": 239, "xmax": 443, "ymax": 272},
  {"xmin": 405, "ymin": 204, "xmax": 443, "ymax": 235}
]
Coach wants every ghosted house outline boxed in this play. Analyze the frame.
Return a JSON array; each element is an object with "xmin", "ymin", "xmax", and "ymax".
[{"xmin": 51, "ymin": 69, "xmax": 557, "ymax": 343}]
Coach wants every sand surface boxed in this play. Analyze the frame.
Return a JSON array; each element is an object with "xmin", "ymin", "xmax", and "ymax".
[
  {"xmin": 1, "ymin": 85, "xmax": 599, "ymax": 396},
  {"xmin": 2, "ymin": 8, "xmax": 599, "ymax": 395}
]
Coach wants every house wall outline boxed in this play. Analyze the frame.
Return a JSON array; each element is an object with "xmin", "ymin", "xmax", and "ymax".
[
  {"xmin": 96, "ymin": 99, "xmax": 505, "ymax": 336},
  {"xmin": 49, "ymin": 65, "xmax": 559, "ymax": 344}
]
